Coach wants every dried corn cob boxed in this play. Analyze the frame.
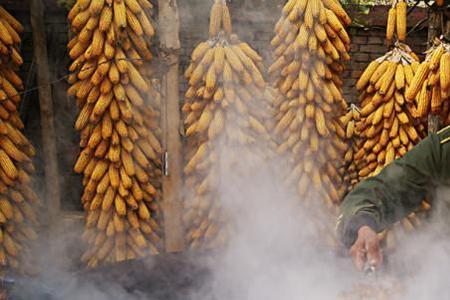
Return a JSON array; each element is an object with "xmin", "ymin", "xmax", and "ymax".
[
  {"xmin": 69, "ymin": 0, "xmax": 162, "ymax": 267},
  {"xmin": 396, "ymin": 1, "xmax": 407, "ymax": 42},
  {"xmin": 0, "ymin": 6, "xmax": 39, "ymax": 274},
  {"xmin": 183, "ymin": 2, "xmax": 274, "ymax": 250},
  {"xmin": 386, "ymin": 6, "xmax": 396, "ymax": 42}
]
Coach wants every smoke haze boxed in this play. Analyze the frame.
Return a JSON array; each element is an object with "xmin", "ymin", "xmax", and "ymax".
[{"xmin": 186, "ymin": 142, "xmax": 450, "ymax": 300}]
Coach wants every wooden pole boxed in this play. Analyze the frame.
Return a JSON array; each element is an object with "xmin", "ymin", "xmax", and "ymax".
[
  {"xmin": 445, "ymin": 8, "xmax": 450, "ymax": 40},
  {"xmin": 158, "ymin": 0, "xmax": 185, "ymax": 252},
  {"xmin": 29, "ymin": 0, "xmax": 61, "ymax": 226}
]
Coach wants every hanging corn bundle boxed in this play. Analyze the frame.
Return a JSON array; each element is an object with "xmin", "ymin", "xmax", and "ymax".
[
  {"xmin": 385, "ymin": 0, "xmax": 408, "ymax": 43},
  {"xmin": 351, "ymin": 1, "xmax": 424, "ymax": 179},
  {"xmin": 269, "ymin": 0, "xmax": 352, "ymax": 214},
  {"xmin": 0, "ymin": 6, "xmax": 39, "ymax": 272},
  {"xmin": 406, "ymin": 38, "xmax": 450, "ymax": 125},
  {"xmin": 67, "ymin": 0, "xmax": 163, "ymax": 267},
  {"xmin": 183, "ymin": 0, "xmax": 274, "ymax": 250},
  {"xmin": 353, "ymin": 43, "xmax": 430, "ymax": 250},
  {"xmin": 354, "ymin": 43, "xmax": 426, "ymax": 178}
]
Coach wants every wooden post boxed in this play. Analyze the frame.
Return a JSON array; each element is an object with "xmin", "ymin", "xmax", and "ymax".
[
  {"xmin": 158, "ymin": 0, "xmax": 185, "ymax": 252},
  {"xmin": 427, "ymin": 6, "xmax": 442, "ymax": 133},
  {"xmin": 445, "ymin": 8, "xmax": 450, "ymax": 40},
  {"xmin": 29, "ymin": 0, "xmax": 61, "ymax": 226}
]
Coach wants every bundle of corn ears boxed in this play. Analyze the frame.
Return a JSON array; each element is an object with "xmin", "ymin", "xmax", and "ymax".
[
  {"xmin": 183, "ymin": 0, "xmax": 275, "ymax": 250},
  {"xmin": 406, "ymin": 38, "xmax": 450, "ymax": 124},
  {"xmin": 269, "ymin": 0, "xmax": 352, "ymax": 245},
  {"xmin": 67, "ymin": 0, "xmax": 163, "ymax": 267},
  {"xmin": 0, "ymin": 6, "xmax": 40, "ymax": 273},
  {"xmin": 385, "ymin": 0, "xmax": 408, "ymax": 43}
]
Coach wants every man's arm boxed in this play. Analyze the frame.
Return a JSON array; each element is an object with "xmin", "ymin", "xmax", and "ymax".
[{"xmin": 338, "ymin": 130, "xmax": 449, "ymax": 248}]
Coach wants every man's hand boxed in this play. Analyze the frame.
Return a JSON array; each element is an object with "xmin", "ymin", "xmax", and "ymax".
[{"xmin": 349, "ymin": 225, "xmax": 383, "ymax": 271}]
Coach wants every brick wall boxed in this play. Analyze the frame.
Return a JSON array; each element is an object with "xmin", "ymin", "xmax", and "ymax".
[{"xmin": 1, "ymin": 1, "xmax": 430, "ymax": 210}]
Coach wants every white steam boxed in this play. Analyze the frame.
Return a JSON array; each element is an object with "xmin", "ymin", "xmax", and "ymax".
[
  {"xmin": 189, "ymin": 133, "xmax": 450, "ymax": 300},
  {"xmin": 186, "ymin": 124, "xmax": 357, "ymax": 300}
]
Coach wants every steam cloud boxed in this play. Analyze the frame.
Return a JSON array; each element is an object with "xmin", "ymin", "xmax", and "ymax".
[
  {"xmin": 17, "ymin": 138, "xmax": 450, "ymax": 300},
  {"xmin": 186, "ymin": 129, "xmax": 450, "ymax": 300}
]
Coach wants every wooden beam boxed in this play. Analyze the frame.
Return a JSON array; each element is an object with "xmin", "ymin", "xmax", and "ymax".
[
  {"xmin": 158, "ymin": 0, "xmax": 185, "ymax": 252},
  {"xmin": 29, "ymin": 0, "xmax": 61, "ymax": 226}
]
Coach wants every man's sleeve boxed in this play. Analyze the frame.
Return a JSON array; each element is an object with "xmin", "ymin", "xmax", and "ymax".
[{"xmin": 338, "ymin": 130, "xmax": 450, "ymax": 248}]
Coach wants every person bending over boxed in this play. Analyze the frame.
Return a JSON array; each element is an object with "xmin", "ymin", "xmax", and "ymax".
[{"xmin": 337, "ymin": 125, "xmax": 450, "ymax": 271}]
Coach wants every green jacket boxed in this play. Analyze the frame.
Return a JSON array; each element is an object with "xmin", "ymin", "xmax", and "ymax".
[{"xmin": 338, "ymin": 126, "xmax": 450, "ymax": 248}]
